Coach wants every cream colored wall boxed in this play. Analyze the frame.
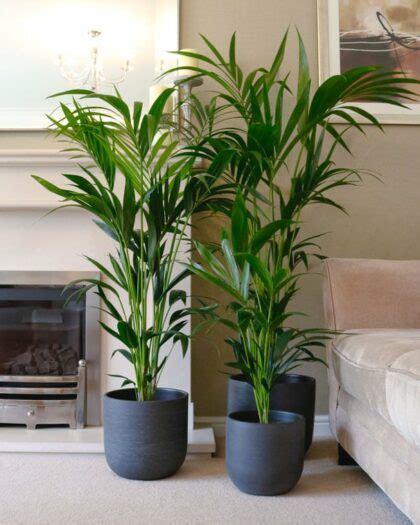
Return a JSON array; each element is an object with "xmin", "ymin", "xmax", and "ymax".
[
  {"xmin": 2, "ymin": 0, "xmax": 419, "ymax": 418},
  {"xmin": 181, "ymin": 0, "xmax": 420, "ymax": 417}
]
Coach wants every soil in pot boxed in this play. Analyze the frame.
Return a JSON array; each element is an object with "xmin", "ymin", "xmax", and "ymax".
[
  {"xmin": 227, "ymin": 374, "xmax": 315, "ymax": 452},
  {"xmin": 103, "ymin": 387, "xmax": 188, "ymax": 480},
  {"xmin": 226, "ymin": 410, "xmax": 305, "ymax": 496}
]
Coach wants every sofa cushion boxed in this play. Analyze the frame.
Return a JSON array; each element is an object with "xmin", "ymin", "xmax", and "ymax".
[
  {"xmin": 386, "ymin": 350, "xmax": 420, "ymax": 449},
  {"xmin": 332, "ymin": 329, "xmax": 420, "ymax": 447}
]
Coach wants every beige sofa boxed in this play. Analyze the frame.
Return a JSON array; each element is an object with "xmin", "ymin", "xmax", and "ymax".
[{"xmin": 324, "ymin": 259, "xmax": 420, "ymax": 523}]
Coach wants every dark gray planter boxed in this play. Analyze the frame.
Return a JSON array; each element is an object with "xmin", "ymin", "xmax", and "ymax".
[
  {"xmin": 103, "ymin": 387, "xmax": 188, "ymax": 480},
  {"xmin": 226, "ymin": 410, "xmax": 305, "ymax": 495},
  {"xmin": 227, "ymin": 374, "xmax": 315, "ymax": 452}
]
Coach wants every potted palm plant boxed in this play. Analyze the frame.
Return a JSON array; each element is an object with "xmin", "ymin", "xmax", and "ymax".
[
  {"xmin": 166, "ymin": 32, "xmax": 419, "ymax": 494},
  {"xmin": 189, "ymin": 192, "xmax": 307, "ymax": 494},
  {"xmin": 33, "ymin": 88, "xmax": 222, "ymax": 480}
]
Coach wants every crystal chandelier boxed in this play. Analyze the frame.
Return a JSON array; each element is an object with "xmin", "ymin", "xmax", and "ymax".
[{"xmin": 56, "ymin": 29, "xmax": 133, "ymax": 91}]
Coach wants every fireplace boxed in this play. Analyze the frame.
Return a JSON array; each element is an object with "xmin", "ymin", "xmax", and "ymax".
[
  {"xmin": 0, "ymin": 151, "xmax": 214, "ymax": 453},
  {"xmin": 0, "ymin": 272, "xmax": 100, "ymax": 429}
]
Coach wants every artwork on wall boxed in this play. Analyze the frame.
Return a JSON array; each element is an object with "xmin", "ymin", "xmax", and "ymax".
[{"xmin": 318, "ymin": 0, "xmax": 420, "ymax": 124}]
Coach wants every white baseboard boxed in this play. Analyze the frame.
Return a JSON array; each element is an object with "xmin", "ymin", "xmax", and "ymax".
[
  {"xmin": 195, "ymin": 414, "xmax": 332, "ymax": 438},
  {"xmin": 313, "ymin": 415, "xmax": 331, "ymax": 437}
]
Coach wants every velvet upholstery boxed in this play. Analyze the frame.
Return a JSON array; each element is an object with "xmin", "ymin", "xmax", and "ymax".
[
  {"xmin": 324, "ymin": 258, "xmax": 420, "ymax": 330},
  {"xmin": 324, "ymin": 259, "xmax": 420, "ymax": 523}
]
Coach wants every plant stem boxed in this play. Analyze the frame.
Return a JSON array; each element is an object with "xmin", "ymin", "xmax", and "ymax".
[{"xmin": 254, "ymin": 386, "xmax": 270, "ymax": 424}]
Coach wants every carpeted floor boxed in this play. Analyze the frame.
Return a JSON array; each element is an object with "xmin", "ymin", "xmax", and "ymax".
[{"xmin": 0, "ymin": 437, "xmax": 409, "ymax": 525}]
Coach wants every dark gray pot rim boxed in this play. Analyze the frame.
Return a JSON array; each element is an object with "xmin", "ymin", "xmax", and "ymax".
[
  {"xmin": 230, "ymin": 373, "xmax": 315, "ymax": 385},
  {"xmin": 104, "ymin": 387, "xmax": 188, "ymax": 404},
  {"xmin": 228, "ymin": 410, "xmax": 305, "ymax": 428}
]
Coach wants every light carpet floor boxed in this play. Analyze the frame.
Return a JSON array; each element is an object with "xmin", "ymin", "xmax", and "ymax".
[{"xmin": 0, "ymin": 437, "xmax": 409, "ymax": 525}]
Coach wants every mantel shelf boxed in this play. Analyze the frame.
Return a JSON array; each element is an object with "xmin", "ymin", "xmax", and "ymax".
[
  {"xmin": 0, "ymin": 148, "xmax": 202, "ymax": 210},
  {"xmin": 0, "ymin": 149, "xmax": 78, "ymax": 210},
  {"xmin": 0, "ymin": 149, "xmax": 73, "ymax": 167},
  {"xmin": 0, "ymin": 200, "xmax": 72, "ymax": 211}
]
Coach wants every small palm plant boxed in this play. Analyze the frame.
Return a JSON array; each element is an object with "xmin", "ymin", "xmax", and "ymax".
[
  {"xmin": 33, "ymin": 88, "xmax": 221, "ymax": 402},
  {"xmin": 164, "ymin": 32, "xmax": 420, "ymax": 423},
  {"xmin": 190, "ymin": 191, "xmax": 330, "ymax": 424}
]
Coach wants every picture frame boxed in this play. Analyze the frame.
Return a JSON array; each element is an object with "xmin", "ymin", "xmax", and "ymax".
[{"xmin": 317, "ymin": 0, "xmax": 420, "ymax": 124}]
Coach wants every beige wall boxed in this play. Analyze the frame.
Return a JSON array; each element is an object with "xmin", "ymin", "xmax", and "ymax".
[
  {"xmin": 1, "ymin": 0, "xmax": 419, "ymax": 418},
  {"xmin": 181, "ymin": 0, "xmax": 420, "ymax": 417}
]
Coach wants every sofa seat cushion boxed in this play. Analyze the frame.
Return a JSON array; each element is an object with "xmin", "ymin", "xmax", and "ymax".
[{"xmin": 332, "ymin": 329, "xmax": 420, "ymax": 447}]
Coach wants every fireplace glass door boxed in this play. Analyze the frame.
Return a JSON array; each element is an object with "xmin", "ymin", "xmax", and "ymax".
[{"xmin": 0, "ymin": 286, "xmax": 85, "ymax": 376}]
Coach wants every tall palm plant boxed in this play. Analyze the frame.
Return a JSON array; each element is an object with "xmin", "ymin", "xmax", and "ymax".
[
  {"xmin": 163, "ymin": 32, "xmax": 420, "ymax": 423},
  {"xmin": 33, "ymin": 88, "xmax": 223, "ymax": 401}
]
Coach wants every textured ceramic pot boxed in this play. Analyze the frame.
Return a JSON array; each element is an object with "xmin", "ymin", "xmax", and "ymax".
[
  {"xmin": 103, "ymin": 387, "xmax": 188, "ymax": 480},
  {"xmin": 227, "ymin": 374, "xmax": 316, "ymax": 452},
  {"xmin": 226, "ymin": 410, "xmax": 305, "ymax": 495}
]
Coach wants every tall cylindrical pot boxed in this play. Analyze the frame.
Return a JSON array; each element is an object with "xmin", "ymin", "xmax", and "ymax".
[
  {"xmin": 104, "ymin": 387, "xmax": 188, "ymax": 480},
  {"xmin": 227, "ymin": 374, "xmax": 315, "ymax": 452},
  {"xmin": 226, "ymin": 410, "xmax": 305, "ymax": 495}
]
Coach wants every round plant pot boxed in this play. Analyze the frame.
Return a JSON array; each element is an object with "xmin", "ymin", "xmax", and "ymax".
[
  {"xmin": 227, "ymin": 374, "xmax": 315, "ymax": 452},
  {"xmin": 226, "ymin": 410, "xmax": 305, "ymax": 495},
  {"xmin": 103, "ymin": 387, "xmax": 188, "ymax": 480}
]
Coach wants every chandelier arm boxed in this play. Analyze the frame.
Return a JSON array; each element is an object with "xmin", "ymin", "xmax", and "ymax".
[
  {"xmin": 98, "ymin": 62, "xmax": 131, "ymax": 86},
  {"xmin": 59, "ymin": 65, "xmax": 92, "ymax": 84}
]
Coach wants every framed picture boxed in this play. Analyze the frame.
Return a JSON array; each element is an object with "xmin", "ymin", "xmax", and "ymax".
[
  {"xmin": 318, "ymin": 0, "xmax": 420, "ymax": 124},
  {"xmin": 0, "ymin": 0, "xmax": 178, "ymax": 129}
]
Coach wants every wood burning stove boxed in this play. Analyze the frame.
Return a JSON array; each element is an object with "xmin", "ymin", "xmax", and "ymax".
[{"xmin": 0, "ymin": 272, "xmax": 100, "ymax": 429}]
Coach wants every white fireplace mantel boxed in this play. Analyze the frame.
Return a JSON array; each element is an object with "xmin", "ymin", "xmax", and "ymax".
[
  {"xmin": 0, "ymin": 149, "xmax": 84, "ymax": 210},
  {"xmin": 0, "ymin": 148, "xmax": 215, "ymax": 454},
  {"xmin": 0, "ymin": 148, "xmax": 193, "ymax": 397},
  {"xmin": 0, "ymin": 149, "xmax": 71, "ymax": 166}
]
